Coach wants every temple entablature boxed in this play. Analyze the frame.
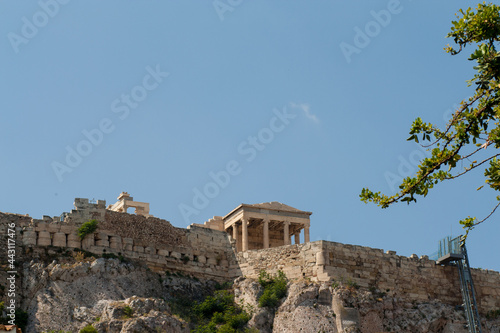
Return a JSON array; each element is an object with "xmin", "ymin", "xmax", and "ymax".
[{"xmin": 107, "ymin": 192, "xmax": 150, "ymax": 217}]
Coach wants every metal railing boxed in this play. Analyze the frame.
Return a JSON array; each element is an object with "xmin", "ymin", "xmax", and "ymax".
[
  {"xmin": 431, "ymin": 235, "xmax": 482, "ymax": 333},
  {"xmin": 437, "ymin": 235, "xmax": 461, "ymax": 257}
]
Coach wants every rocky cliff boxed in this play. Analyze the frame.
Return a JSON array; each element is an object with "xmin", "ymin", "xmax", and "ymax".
[{"xmin": 16, "ymin": 255, "xmax": 500, "ymax": 333}]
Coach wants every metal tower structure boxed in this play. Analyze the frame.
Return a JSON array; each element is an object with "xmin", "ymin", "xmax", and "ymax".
[{"xmin": 436, "ymin": 236, "xmax": 482, "ymax": 333}]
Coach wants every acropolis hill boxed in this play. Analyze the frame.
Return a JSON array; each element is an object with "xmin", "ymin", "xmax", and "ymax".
[{"xmin": 3, "ymin": 192, "xmax": 500, "ymax": 332}]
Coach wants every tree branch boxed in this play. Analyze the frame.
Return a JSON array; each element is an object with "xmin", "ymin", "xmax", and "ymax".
[
  {"xmin": 474, "ymin": 200, "xmax": 500, "ymax": 226},
  {"xmin": 446, "ymin": 153, "xmax": 500, "ymax": 179}
]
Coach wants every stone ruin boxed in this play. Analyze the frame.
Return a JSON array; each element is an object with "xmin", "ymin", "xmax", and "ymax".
[
  {"xmin": 2, "ymin": 192, "xmax": 500, "ymax": 314},
  {"xmin": 192, "ymin": 202, "xmax": 311, "ymax": 252}
]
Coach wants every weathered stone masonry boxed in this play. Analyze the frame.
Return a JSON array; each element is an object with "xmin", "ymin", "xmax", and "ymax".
[
  {"xmin": 1, "ymin": 197, "xmax": 500, "ymax": 314},
  {"xmin": 3, "ymin": 199, "xmax": 238, "ymax": 282},
  {"xmin": 236, "ymin": 241, "xmax": 500, "ymax": 313}
]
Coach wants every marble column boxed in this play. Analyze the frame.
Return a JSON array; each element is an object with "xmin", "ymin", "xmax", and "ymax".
[
  {"xmin": 233, "ymin": 224, "xmax": 240, "ymax": 252},
  {"xmin": 304, "ymin": 226, "xmax": 310, "ymax": 243},
  {"xmin": 242, "ymin": 217, "xmax": 249, "ymax": 252},
  {"xmin": 284, "ymin": 221, "xmax": 290, "ymax": 245}
]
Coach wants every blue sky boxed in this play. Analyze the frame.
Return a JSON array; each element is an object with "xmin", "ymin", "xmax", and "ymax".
[{"xmin": 1, "ymin": 1, "xmax": 499, "ymax": 272}]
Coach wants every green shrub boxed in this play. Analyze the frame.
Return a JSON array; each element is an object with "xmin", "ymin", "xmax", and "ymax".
[
  {"xmin": 217, "ymin": 323, "xmax": 237, "ymax": 333},
  {"xmin": 192, "ymin": 288, "xmax": 252, "ymax": 332},
  {"xmin": 331, "ymin": 280, "xmax": 339, "ymax": 289},
  {"xmin": 211, "ymin": 312, "xmax": 225, "ymax": 324},
  {"xmin": 193, "ymin": 321, "xmax": 217, "ymax": 333},
  {"xmin": 15, "ymin": 308, "xmax": 29, "ymax": 332},
  {"xmin": 486, "ymin": 309, "xmax": 500, "ymax": 319},
  {"xmin": 194, "ymin": 290, "xmax": 234, "ymax": 319},
  {"xmin": 101, "ymin": 253, "xmax": 118, "ymax": 259},
  {"xmin": 258, "ymin": 289, "xmax": 279, "ymax": 308},
  {"xmin": 77, "ymin": 219, "xmax": 99, "ymax": 240},
  {"xmin": 345, "ymin": 277, "xmax": 359, "ymax": 290},
  {"xmin": 0, "ymin": 307, "xmax": 28, "ymax": 332},
  {"xmin": 225, "ymin": 311, "xmax": 251, "ymax": 329},
  {"xmin": 123, "ymin": 305, "xmax": 134, "ymax": 318},
  {"xmin": 258, "ymin": 270, "xmax": 288, "ymax": 308},
  {"xmin": 215, "ymin": 281, "xmax": 233, "ymax": 290},
  {"xmin": 79, "ymin": 325, "xmax": 98, "ymax": 333}
]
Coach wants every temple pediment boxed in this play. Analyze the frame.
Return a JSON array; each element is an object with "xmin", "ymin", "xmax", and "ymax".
[{"xmin": 246, "ymin": 202, "xmax": 310, "ymax": 214}]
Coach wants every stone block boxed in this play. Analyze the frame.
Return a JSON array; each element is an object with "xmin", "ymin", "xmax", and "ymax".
[
  {"xmin": 158, "ymin": 249, "xmax": 169, "ymax": 256},
  {"xmin": 96, "ymin": 239, "xmax": 109, "ymax": 247},
  {"xmin": 122, "ymin": 238, "xmax": 134, "ymax": 251},
  {"xmin": 35, "ymin": 223, "xmax": 49, "ymax": 232},
  {"xmin": 82, "ymin": 234, "xmax": 95, "ymax": 251},
  {"xmin": 133, "ymin": 246, "xmax": 145, "ymax": 253},
  {"xmin": 68, "ymin": 233, "xmax": 81, "ymax": 248},
  {"xmin": 198, "ymin": 255, "xmax": 207, "ymax": 264},
  {"xmin": 37, "ymin": 231, "xmax": 51, "ymax": 246},
  {"xmin": 317, "ymin": 273, "xmax": 331, "ymax": 282},
  {"xmin": 59, "ymin": 225, "xmax": 75, "ymax": 234},
  {"xmin": 22, "ymin": 230, "xmax": 36, "ymax": 246},
  {"xmin": 316, "ymin": 251, "xmax": 326, "ymax": 266},
  {"xmin": 170, "ymin": 251, "xmax": 181, "ymax": 259},
  {"xmin": 94, "ymin": 232, "xmax": 108, "ymax": 247},
  {"xmin": 109, "ymin": 236, "xmax": 122, "ymax": 250},
  {"xmin": 46, "ymin": 224, "xmax": 61, "ymax": 233},
  {"xmin": 52, "ymin": 232, "xmax": 67, "ymax": 247}
]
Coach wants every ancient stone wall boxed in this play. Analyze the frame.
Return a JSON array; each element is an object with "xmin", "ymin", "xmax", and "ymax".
[
  {"xmin": 2, "ymin": 200, "xmax": 500, "ymax": 314},
  {"xmin": 1, "ymin": 202, "xmax": 237, "ymax": 282},
  {"xmin": 235, "ymin": 240, "xmax": 500, "ymax": 314}
]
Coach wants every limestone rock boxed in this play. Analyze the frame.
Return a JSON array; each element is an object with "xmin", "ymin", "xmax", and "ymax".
[
  {"xmin": 21, "ymin": 258, "xmax": 196, "ymax": 333},
  {"xmin": 17, "ymin": 258, "xmax": 500, "ymax": 333}
]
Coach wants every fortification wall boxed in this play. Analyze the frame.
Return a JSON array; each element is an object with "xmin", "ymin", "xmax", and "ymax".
[
  {"xmin": 236, "ymin": 240, "xmax": 500, "ymax": 314},
  {"xmin": 1, "ymin": 205, "xmax": 237, "ymax": 282},
  {"xmin": 2, "ymin": 199, "xmax": 500, "ymax": 314}
]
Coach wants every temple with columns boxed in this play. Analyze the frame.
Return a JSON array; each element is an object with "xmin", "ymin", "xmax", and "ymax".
[
  {"xmin": 106, "ymin": 194, "xmax": 311, "ymax": 252},
  {"xmin": 191, "ymin": 202, "xmax": 312, "ymax": 252}
]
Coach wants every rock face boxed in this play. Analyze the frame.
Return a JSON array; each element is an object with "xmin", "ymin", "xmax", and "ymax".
[
  {"xmin": 232, "ymin": 278, "xmax": 500, "ymax": 333},
  {"xmin": 22, "ymin": 258, "xmax": 208, "ymax": 333},
  {"xmin": 20, "ymin": 257, "xmax": 500, "ymax": 333},
  {"xmin": 91, "ymin": 297, "xmax": 189, "ymax": 333}
]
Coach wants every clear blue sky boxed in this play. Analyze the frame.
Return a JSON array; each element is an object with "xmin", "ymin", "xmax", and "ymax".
[{"xmin": 1, "ymin": 1, "xmax": 499, "ymax": 272}]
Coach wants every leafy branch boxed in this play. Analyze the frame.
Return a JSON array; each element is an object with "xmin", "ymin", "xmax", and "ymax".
[{"xmin": 360, "ymin": 3, "xmax": 500, "ymax": 237}]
